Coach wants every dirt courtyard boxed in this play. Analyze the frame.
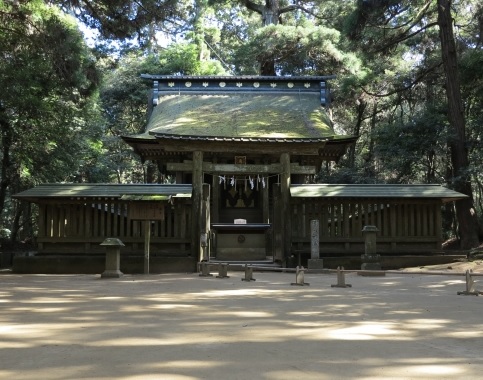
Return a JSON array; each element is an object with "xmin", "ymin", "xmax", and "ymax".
[{"xmin": 1, "ymin": 264, "xmax": 482, "ymax": 380}]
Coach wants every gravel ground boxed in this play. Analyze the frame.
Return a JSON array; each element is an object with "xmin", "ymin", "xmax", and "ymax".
[{"xmin": 1, "ymin": 267, "xmax": 482, "ymax": 380}]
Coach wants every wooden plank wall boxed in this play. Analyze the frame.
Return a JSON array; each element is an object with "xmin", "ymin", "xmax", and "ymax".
[
  {"xmin": 37, "ymin": 200, "xmax": 192, "ymax": 254},
  {"xmin": 291, "ymin": 198, "xmax": 442, "ymax": 254}
]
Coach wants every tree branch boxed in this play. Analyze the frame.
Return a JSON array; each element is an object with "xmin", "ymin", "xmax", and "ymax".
[
  {"xmin": 361, "ymin": 62, "xmax": 443, "ymax": 98},
  {"xmin": 240, "ymin": 0, "xmax": 264, "ymax": 14},
  {"xmin": 375, "ymin": 22, "xmax": 438, "ymax": 53}
]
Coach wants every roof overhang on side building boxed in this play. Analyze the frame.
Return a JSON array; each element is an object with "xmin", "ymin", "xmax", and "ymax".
[
  {"xmin": 12, "ymin": 184, "xmax": 193, "ymax": 203},
  {"xmin": 290, "ymin": 184, "xmax": 468, "ymax": 203}
]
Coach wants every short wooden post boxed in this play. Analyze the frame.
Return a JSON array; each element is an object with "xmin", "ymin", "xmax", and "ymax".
[
  {"xmin": 457, "ymin": 270, "xmax": 480, "ymax": 296},
  {"xmin": 291, "ymin": 266, "xmax": 309, "ymax": 286},
  {"xmin": 199, "ymin": 262, "xmax": 213, "ymax": 277},
  {"xmin": 100, "ymin": 238, "xmax": 124, "ymax": 278},
  {"xmin": 216, "ymin": 263, "xmax": 229, "ymax": 278},
  {"xmin": 331, "ymin": 266, "xmax": 352, "ymax": 288},
  {"xmin": 242, "ymin": 264, "xmax": 256, "ymax": 282}
]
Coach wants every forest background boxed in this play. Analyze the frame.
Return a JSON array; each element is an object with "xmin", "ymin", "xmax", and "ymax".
[{"xmin": 0, "ymin": 0, "xmax": 482, "ymax": 250}]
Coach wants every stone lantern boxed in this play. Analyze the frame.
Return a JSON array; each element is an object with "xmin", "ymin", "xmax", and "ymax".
[
  {"xmin": 100, "ymin": 238, "xmax": 125, "ymax": 278},
  {"xmin": 361, "ymin": 225, "xmax": 381, "ymax": 271}
]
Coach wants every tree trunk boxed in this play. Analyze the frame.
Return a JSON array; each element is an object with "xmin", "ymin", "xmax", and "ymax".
[
  {"xmin": 348, "ymin": 98, "xmax": 366, "ymax": 168},
  {"xmin": 0, "ymin": 115, "xmax": 12, "ymax": 220},
  {"xmin": 437, "ymin": 0, "xmax": 480, "ymax": 248},
  {"xmin": 241, "ymin": 0, "xmax": 280, "ymax": 75}
]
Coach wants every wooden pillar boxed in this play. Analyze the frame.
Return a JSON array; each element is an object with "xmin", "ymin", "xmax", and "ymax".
[
  {"xmin": 263, "ymin": 180, "xmax": 269, "ymax": 223},
  {"xmin": 144, "ymin": 221, "xmax": 151, "ymax": 274},
  {"xmin": 272, "ymin": 184, "xmax": 283, "ymax": 263},
  {"xmin": 200, "ymin": 183, "xmax": 210, "ymax": 261},
  {"xmin": 191, "ymin": 151, "xmax": 203, "ymax": 260},
  {"xmin": 435, "ymin": 201, "xmax": 443, "ymax": 249},
  {"xmin": 390, "ymin": 202, "xmax": 397, "ymax": 251},
  {"xmin": 280, "ymin": 153, "xmax": 292, "ymax": 261},
  {"xmin": 212, "ymin": 174, "xmax": 219, "ymax": 223}
]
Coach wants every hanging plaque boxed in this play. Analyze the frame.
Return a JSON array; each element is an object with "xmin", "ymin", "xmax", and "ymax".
[
  {"xmin": 235, "ymin": 156, "xmax": 246, "ymax": 165},
  {"xmin": 128, "ymin": 203, "xmax": 165, "ymax": 221}
]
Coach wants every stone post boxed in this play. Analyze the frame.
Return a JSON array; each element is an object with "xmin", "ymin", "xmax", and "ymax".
[
  {"xmin": 308, "ymin": 220, "xmax": 324, "ymax": 269},
  {"xmin": 361, "ymin": 225, "xmax": 381, "ymax": 271},
  {"xmin": 100, "ymin": 238, "xmax": 124, "ymax": 278}
]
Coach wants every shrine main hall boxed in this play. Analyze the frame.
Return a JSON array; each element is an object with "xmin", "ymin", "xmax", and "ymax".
[{"xmin": 13, "ymin": 76, "xmax": 466, "ymax": 273}]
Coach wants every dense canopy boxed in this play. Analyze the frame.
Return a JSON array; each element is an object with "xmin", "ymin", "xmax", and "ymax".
[{"xmin": 0, "ymin": 0, "xmax": 482, "ymax": 249}]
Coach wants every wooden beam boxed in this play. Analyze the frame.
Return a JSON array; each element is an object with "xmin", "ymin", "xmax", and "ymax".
[
  {"xmin": 161, "ymin": 141, "xmax": 322, "ymax": 155},
  {"xmin": 167, "ymin": 162, "xmax": 316, "ymax": 174}
]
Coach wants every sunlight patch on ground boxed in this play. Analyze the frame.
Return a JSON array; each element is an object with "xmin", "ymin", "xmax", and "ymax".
[
  {"xmin": 289, "ymin": 321, "xmax": 329, "ymax": 328},
  {"xmin": 186, "ymin": 288, "xmax": 286, "ymax": 298},
  {"xmin": 426, "ymin": 280, "xmax": 463, "ymax": 288},
  {"xmin": 406, "ymin": 319, "xmax": 451, "ymax": 330},
  {"xmin": 406, "ymin": 364, "xmax": 464, "ymax": 375},
  {"xmin": 289, "ymin": 311, "xmax": 324, "ymax": 316},
  {"xmin": 265, "ymin": 370, "xmax": 330, "ymax": 380},
  {"xmin": 95, "ymin": 296, "xmax": 125, "ymax": 300},
  {"xmin": 326, "ymin": 322, "xmax": 404, "ymax": 341},
  {"xmin": 212, "ymin": 310, "xmax": 273, "ymax": 318},
  {"xmin": 29, "ymin": 307, "xmax": 67, "ymax": 313},
  {"xmin": 147, "ymin": 304, "xmax": 197, "ymax": 310},
  {"xmin": 89, "ymin": 337, "xmax": 173, "ymax": 347},
  {"xmin": 152, "ymin": 360, "xmax": 222, "ymax": 369},
  {"xmin": 386, "ymin": 310, "xmax": 422, "ymax": 315},
  {"xmin": 443, "ymin": 330, "xmax": 483, "ymax": 338},
  {"xmin": 0, "ymin": 341, "xmax": 31, "ymax": 348},
  {"xmin": 121, "ymin": 375, "xmax": 198, "ymax": 380},
  {"xmin": 18, "ymin": 297, "xmax": 80, "ymax": 304}
]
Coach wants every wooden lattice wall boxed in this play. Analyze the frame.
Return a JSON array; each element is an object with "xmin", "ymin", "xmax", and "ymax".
[
  {"xmin": 36, "ymin": 199, "xmax": 192, "ymax": 255},
  {"xmin": 290, "ymin": 198, "xmax": 443, "ymax": 254}
]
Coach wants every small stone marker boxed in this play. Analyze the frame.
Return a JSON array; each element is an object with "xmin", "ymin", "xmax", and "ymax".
[
  {"xmin": 291, "ymin": 266, "xmax": 310, "ymax": 286},
  {"xmin": 331, "ymin": 266, "xmax": 352, "ymax": 288},
  {"xmin": 216, "ymin": 263, "xmax": 229, "ymax": 278},
  {"xmin": 199, "ymin": 262, "xmax": 213, "ymax": 277},
  {"xmin": 242, "ymin": 264, "xmax": 256, "ymax": 281},
  {"xmin": 457, "ymin": 270, "xmax": 481, "ymax": 296},
  {"xmin": 360, "ymin": 225, "xmax": 384, "ymax": 275},
  {"xmin": 308, "ymin": 220, "xmax": 324, "ymax": 270}
]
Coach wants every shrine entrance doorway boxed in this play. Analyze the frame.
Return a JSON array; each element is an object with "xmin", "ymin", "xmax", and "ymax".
[{"xmin": 210, "ymin": 176, "xmax": 273, "ymax": 262}]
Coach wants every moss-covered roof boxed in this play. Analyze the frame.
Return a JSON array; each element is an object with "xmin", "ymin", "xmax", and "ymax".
[
  {"xmin": 290, "ymin": 184, "xmax": 468, "ymax": 203},
  {"xmin": 146, "ymin": 93, "xmax": 335, "ymax": 139},
  {"xmin": 12, "ymin": 184, "xmax": 192, "ymax": 202}
]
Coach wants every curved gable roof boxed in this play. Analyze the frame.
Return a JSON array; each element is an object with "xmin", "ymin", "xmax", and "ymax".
[
  {"xmin": 122, "ymin": 76, "xmax": 358, "ymax": 159},
  {"xmin": 147, "ymin": 92, "xmax": 334, "ymax": 140}
]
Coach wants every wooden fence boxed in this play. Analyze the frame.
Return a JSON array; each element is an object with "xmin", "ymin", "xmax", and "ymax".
[
  {"xmin": 36, "ymin": 199, "xmax": 192, "ymax": 255},
  {"xmin": 290, "ymin": 198, "xmax": 443, "ymax": 254}
]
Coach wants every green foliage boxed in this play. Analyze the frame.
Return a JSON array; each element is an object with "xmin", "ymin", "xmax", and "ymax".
[
  {"xmin": 374, "ymin": 107, "xmax": 449, "ymax": 183},
  {"xmin": 97, "ymin": 42, "xmax": 227, "ymax": 184},
  {"xmin": 54, "ymin": 0, "xmax": 180, "ymax": 40},
  {"xmin": 2, "ymin": 0, "xmax": 482, "ymax": 244},
  {"xmin": 234, "ymin": 24, "xmax": 362, "ymax": 75},
  {"xmin": 0, "ymin": 0, "xmax": 102, "ymax": 234}
]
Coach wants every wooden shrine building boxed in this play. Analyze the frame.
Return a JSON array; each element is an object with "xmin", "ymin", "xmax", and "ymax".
[{"xmin": 12, "ymin": 76, "xmax": 467, "ymax": 273}]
